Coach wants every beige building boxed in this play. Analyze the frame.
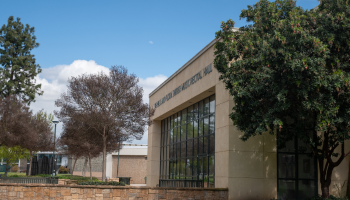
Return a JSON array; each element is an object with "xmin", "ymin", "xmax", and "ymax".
[
  {"xmin": 146, "ymin": 39, "xmax": 350, "ymax": 199},
  {"xmin": 72, "ymin": 144, "xmax": 147, "ymax": 184}
]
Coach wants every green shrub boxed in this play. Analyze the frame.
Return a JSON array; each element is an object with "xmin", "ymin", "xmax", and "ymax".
[
  {"xmin": 33, "ymin": 174, "xmax": 52, "ymax": 177},
  {"xmin": 11, "ymin": 165, "xmax": 18, "ymax": 172},
  {"xmin": 58, "ymin": 166, "xmax": 69, "ymax": 174},
  {"xmin": 78, "ymin": 181, "xmax": 125, "ymax": 186}
]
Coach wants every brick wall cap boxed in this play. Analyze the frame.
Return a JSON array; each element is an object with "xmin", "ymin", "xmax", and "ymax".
[{"xmin": 0, "ymin": 183, "xmax": 228, "ymax": 191}]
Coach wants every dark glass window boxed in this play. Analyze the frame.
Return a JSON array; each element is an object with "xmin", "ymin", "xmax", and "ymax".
[
  {"xmin": 277, "ymin": 136, "xmax": 318, "ymax": 200},
  {"xmin": 160, "ymin": 95, "xmax": 215, "ymax": 188}
]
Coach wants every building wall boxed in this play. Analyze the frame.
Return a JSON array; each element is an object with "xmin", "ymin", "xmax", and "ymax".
[
  {"xmin": 112, "ymin": 155, "xmax": 147, "ymax": 184},
  {"xmin": 71, "ymin": 154, "xmax": 103, "ymax": 179},
  {"xmin": 147, "ymin": 38, "xmax": 350, "ymax": 200}
]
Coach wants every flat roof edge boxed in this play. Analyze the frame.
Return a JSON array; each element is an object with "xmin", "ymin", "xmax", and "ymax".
[{"xmin": 149, "ymin": 38, "xmax": 217, "ymax": 98}]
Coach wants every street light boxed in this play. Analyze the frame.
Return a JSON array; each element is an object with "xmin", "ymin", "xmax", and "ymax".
[{"xmin": 52, "ymin": 121, "xmax": 59, "ymax": 176}]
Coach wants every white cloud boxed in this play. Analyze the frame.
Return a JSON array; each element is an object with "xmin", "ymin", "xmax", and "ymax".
[
  {"xmin": 138, "ymin": 75, "xmax": 167, "ymax": 104},
  {"xmin": 29, "ymin": 60, "xmax": 167, "ymax": 145},
  {"xmin": 149, "ymin": 41, "xmax": 153, "ymax": 44}
]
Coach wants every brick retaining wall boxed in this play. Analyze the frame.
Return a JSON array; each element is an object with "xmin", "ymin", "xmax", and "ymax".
[{"xmin": 0, "ymin": 183, "xmax": 228, "ymax": 200}]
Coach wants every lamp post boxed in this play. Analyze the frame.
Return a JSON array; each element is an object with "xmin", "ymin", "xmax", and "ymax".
[{"xmin": 52, "ymin": 121, "xmax": 59, "ymax": 176}]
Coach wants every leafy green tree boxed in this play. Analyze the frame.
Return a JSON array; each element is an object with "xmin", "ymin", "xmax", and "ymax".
[
  {"xmin": 0, "ymin": 16, "xmax": 43, "ymax": 104},
  {"xmin": 0, "ymin": 145, "xmax": 30, "ymax": 176},
  {"xmin": 214, "ymin": 0, "xmax": 350, "ymax": 198}
]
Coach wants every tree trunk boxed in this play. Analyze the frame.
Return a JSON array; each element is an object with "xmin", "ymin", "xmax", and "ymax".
[
  {"xmin": 4, "ymin": 161, "xmax": 9, "ymax": 176},
  {"xmin": 71, "ymin": 157, "xmax": 78, "ymax": 175},
  {"xmin": 28, "ymin": 151, "xmax": 33, "ymax": 176},
  {"xmin": 102, "ymin": 128, "xmax": 106, "ymax": 182},
  {"xmin": 82, "ymin": 157, "xmax": 88, "ymax": 177},
  {"xmin": 89, "ymin": 153, "xmax": 92, "ymax": 181},
  {"xmin": 321, "ymin": 184, "xmax": 330, "ymax": 198}
]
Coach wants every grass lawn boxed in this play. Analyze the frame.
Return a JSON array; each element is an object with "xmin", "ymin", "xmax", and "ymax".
[{"xmin": 0, "ymin": 172, "xmax": 26, "ymax": 176}]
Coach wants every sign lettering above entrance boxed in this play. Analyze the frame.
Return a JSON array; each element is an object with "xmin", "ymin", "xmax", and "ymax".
[{"xmin": 154, "ymin": 64, "xmax": 213, "ymax": 108}]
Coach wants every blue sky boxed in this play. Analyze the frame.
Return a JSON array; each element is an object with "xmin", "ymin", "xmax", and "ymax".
[{"xmin": 1, "ymin": 0, "xmax": 319, "ymax": 144}]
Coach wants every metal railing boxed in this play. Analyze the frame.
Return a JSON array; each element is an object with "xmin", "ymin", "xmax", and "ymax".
[
  {"xmin": 0, "ymin": 177, "xmax": 59, "ymax": 184},
  {"xmin": 159, "ymin": 179, "xmax": 204, "ymax": 188}
]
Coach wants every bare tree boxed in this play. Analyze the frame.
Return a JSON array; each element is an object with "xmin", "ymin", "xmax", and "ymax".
[
  {"xmin": 58, "ymin": 118, "xmax": 118, "ymax": 180},
  {"xmin": 0, "ymin": 96, "xmax": 54, "ymax": 176},
  {"xmin": 55, "ymin": 66, "xmax": 154, "ymax": 181},
  {"xmin": 0, "ymin": 95, "xmax": 33, "ymax": 146},
  {"xmin": 24, "ymin": 110, "xmax": 54, "ymax": 176}
]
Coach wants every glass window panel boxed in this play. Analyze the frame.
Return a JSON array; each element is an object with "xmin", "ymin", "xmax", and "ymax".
[
  {"xmin": 278, "ymin": 180, "xmax": 296, "ymax": 200},
  {"xmin": 203, "ymin": 136, "xmax": 208, "ymax": 154},
  {"xmin": 176, "ymin": 127, "xmax": 181, "ymax": 143},
  {"xmin": 166, "ymin": 160, "xmax": 169, "ymax": 179},
  {"xmin": 298, "ymin": 138, "xmax": 312, "ymax": 153},
  {"xmin": 193, "ymin": 103, "xmax": 198, "ymax": 120},
  {"xmin": 209, "ymin": 95, "xmax": 215, "ymax": 114},
  {"xmin": 181, "ymin": 109, "xmax": 187, "ymax": 125},
  {"xmin": 173, "ymin": 128, "xmax": 177, "ymax": 143},
  {"xmin": 169, "ymin": 144, "xmax": 174, "ymax": 159},
  {"xmin": 181, "ymin": 125, "xmax": 186, "ymax": 141},
  {"xmin": 193, "ymin": 138, "xmax": 198, "ymax": 157},
  {"xmin": 187, "ymin": 122, "xmax": 193, "ymax": 139},
  {"xmin": 209, "ymin": 115, "xmax": 215, "ymax": 135},
  {"xmin": 180, "ymin": 159, "xmax": 186, "ymax": 178},
  {"xmin": 187, "ymin": 105, "xmax": 193, "ymax": 122},
  {"xmin": 280, "ymin": 139, "xmax": 295, "ymax": 153},
  {"xmin": 202, "ymin": 157, "xmax": 208, "ymax": 179},
  {"xmin": 176, "ymin": 160, "xmax": 180, "ymax": 179},
  {"xmin": 209, "ymin": 134, "xmax": 215, "ymax": 155},
  {"xmin": 199, "ymin": 101, "xmax": 203, "ymax": 118},
  {"xmin": 193, "ymin": 120, "xmax": 199, "ymax": 138},
  {"xmin": 169, "ymin": 161, "xmax": 174, "ymax": 179},
  {"xmin": 278, "ymin": 154, "xmax": 296, "ymax": 179},
  {"xmin": 165, "ymin": 145, "xmax": 170, "ymax": 160},
  {"xmin": 298, "ymin": 154, "xmax": 315, "ymax": 179},
  {"xmin": 176, "ymin": 143, "xmax": 181, "ymax": 159},
  {"xmin": 187, "ymin": 139, "xmax": 193, "ymax": 158},
  {"xmin": 193, "ymin": 157, "xmax": 198, "ymax": 177},
  {"xmin": 181, "ymin": 142, "xmax": 186, "ymax": 158},
  {"xmin": 170, "ymin": 129, "xmax": 174, "ymax": 144},
  {"xmin": 198, "ymin": 157, "xmax": 204, "ymax": 180},
  {"xmin": 171, "ymin": 115, "xmax": 174, "ymax": 129},
  {"xmin": 165, "ymin": 131, "xmax": 168, "ymax": 146},
  {"xmin": 204, "ymin": 98, "xmax": 209, "ymax": 116},
  {"xmin": 159, "ymin": 95, "xmax": 216, "ymax": 185},
  {"xmin": 186, "ymin": 158, "xmax": 192, "ymax": 178},
  {"xmin": 161, "ymin": 120, "xmax": 164, "ymax": 133},
  {"xmin": 174, "ymin": 114, "xmax": 177, "ymax": 127},
  {"xmin": 198, "ymin": 137, "xmax": 204, "ymax": 155},
  {"xmin": 298, "ymin": 180, "xmax": 316, "ymax": 200},
  {"xmin": 199, "ymin": 119, "xmax": 204, "ymax": 137},
  {"xmin": 168, "ymin": 117, "xmax": 171, "ymax": 131},
  {"xmin": 209, "ymin": 155, "xmax": 215, "ymax": 176},
  {"xmin": 204, "ymin": 117, "xmax": 209, "ymax": 136}
]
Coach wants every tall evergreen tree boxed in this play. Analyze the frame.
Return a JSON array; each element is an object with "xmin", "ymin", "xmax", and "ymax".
[
  {"xmin": 214, "ymin": 0, "xmax": 350, "ymax": 198},
  {"xmin": 0, "ymin": 16, "xmax": 43, "ymax": 104}
]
